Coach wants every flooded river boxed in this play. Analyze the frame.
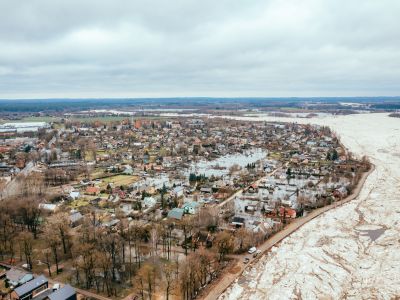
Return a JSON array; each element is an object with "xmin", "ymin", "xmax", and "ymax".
[{"xmin": 220, "ymin": 113, "xmax": 400, "ymax": 300}]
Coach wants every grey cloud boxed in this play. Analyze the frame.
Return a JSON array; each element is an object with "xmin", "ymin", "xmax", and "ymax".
[{"xmin": 0, "ymin": 0, "xmax": 399, "ymax": 98}]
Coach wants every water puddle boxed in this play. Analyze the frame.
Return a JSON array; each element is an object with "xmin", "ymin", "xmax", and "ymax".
[{"xmin": 356, "ymin": 225, "xmax": 386, "ymax": 242}]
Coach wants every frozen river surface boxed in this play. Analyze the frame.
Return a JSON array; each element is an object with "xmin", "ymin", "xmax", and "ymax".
[{"xmin": 220, "ymin": 113, "xmax": 400, "ymax": 300}]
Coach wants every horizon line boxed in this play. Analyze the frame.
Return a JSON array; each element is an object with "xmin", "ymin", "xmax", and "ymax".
[{"xmin": 1, "ymin": 95, "xmax": 400, "ymax": 101}]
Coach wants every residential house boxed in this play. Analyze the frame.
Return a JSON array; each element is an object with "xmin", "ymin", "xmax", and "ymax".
[
  {"xmin": 69, "ymin": 211, "xmax": 83, "ymax": 227},
  {"xmin": 143, "ymin": 197, "xmax": 157, "ymax": 209},
  {"xmin": 122, "ymin": 165, "xmax": 133, "ymax": 175},
  {"xmin": 38, "ymin": 204, "xmax": 59, "ymax": 213},
  {"xmin": 48, "ymin": 285, "xmax": 76, "ymax": 300},
  {"xmin": 182, "ymin": 202, "xmax": 200, "ymax": 215},
  {"xmin": 11, "ymin": 275, "xmax": 48, "ymax": 300},
  {"xmin": 171, "ymin": 186, "xmax": 184, "ymax": 198},
  {"xmin": 5, "ymin": 268, "xmax": 33, "ymax": 288},
  {"xmin": 85, "ymin": 186, "xmax": 100, "ymax": 196},
  {"xmin": 69, "ymin": 191, "xmax": 80, "ymax": 200},
  {"xmin": 247, "ymin": 183, "xmax": 259, "ymax": 193},
  {"xmin": 102, "ymin": 219, "xmax": 120, "ymax": 228},
  {"xmin": 252, "ymin": 220, "xmax": 274, "ymax": 237},
  {"xmin": 200, "ymin": 187, "xmax": 212, "ymax": 194},
  {"xmin": 231, "ymin": 216, "xmax": 245, "ymax": 228},
  {"xmin": 167, "ymin": 208, "xmax": 184, "ymax": 220},
  {"xmin": 279, "ymin": 207, "xmax": 297, "ymax": 219}
]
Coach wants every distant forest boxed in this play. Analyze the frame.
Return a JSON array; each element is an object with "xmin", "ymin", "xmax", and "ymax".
[{"xmin": 1, "ymin": 97, "xmax": 400, "ymax": 113}]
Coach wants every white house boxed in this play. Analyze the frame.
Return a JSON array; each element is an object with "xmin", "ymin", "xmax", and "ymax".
[
  {"xmin": 171, "ymin": 186, "xmax": 184, "ymax": 198},
  {"xmin": 69, "ymin": 191, "xmax": 80, "ymax": 200},
  {"xmin": 143, "ymin": 197, "xmax": 157, "ymax": 209},
  {"xmin": 38, "ymin": 203, "xmax": 59, "ymax": 213}
]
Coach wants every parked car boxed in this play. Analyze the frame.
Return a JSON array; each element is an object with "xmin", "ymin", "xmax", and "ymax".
[
  {"xmin": 253, "ymin": 249, "xmax": 262, "ymax": 257},
  {"xmin": 244, "ymin": 257, "xmax": 250, "ymax": 264},
  {"xmin": 248, "ymin": 247, "xmax": 257, "ymax": 254}
]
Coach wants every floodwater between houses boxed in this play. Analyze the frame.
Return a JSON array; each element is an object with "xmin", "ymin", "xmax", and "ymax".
[
  {"xmin": 219, "ymin": 113, "xmax": 400, "ymax": 300},
  {"xmin": 137, "ymin": 149, "xmax": 267, "ymax": 191},
  {"xmin": 186, "ymin": 149, "xmax": 267, "ymax": 177}
]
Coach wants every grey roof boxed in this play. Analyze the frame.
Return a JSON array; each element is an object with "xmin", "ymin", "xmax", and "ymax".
[
  {"xmin": 69, "ymin": 212, "xmax": 83, "ymax": 223},
  {"xmin": 6, "ymin": 268, "xmax": 28, "ymax": 282},
  {"xmin": 173, "ymin": 186, "xmax": 184, "ymax": 192},
  {"xmin": 48, "ymin": 285, "xmax": 76, "ymax": 300},
  {"xmin": 103, "ymin": 219, "xmax": 120, "ymax": 227},
  {"xmin": 14, "ymin": 275, "xmax": 48, "ymax": 296},
  {"xmin": 167, "ymin": 208, "xmax": 184, "ymax": 220},
  {"xmin": 6, "ymin": 268, "xmax": 33, "ymax": 286}
]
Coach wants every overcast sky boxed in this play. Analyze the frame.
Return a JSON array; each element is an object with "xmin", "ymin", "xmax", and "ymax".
[{"xmin": 0, "ymin": 0, "xmax": 399, "ymax": 99}]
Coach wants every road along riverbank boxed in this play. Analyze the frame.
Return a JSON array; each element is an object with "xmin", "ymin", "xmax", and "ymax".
[{"xmin": 200, "ymin": 163, "xmax": 375, "ymax": 300}]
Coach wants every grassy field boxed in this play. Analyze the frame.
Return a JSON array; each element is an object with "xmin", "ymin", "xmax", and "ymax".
[
  {"xmin": 69, "ymin": 198, "xmax": 90, "ymax": 208},
  {"xmin": 100, "ymin": 174, "xmax": 139, "ymax": 188},
  {"xmin": 90, "ymin": 168, "xmax": 107, "ymax": 178},
  {"xmin": 268, "ymin": 152, "xmax": 282, "ymax": 159}
]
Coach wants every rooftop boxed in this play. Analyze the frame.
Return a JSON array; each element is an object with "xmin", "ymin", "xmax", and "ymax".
[
  {"xmin": 48, "ymin": 285, "xmax": 76, "ymax": 300},
  {"xmin": 14, "ymin": 275, "xmax": 48, "ymax": 297}
]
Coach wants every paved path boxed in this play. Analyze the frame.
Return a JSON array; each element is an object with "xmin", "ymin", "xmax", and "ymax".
[
  {"xmin": 201, "ymin": 164, "xmax": 375, "ymax": 300},
  {"xmin": 73, "ymin": 287, "xmax": 113, "ymax": 300}
]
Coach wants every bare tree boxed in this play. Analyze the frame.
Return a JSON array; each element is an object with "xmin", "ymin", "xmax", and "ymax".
[
  {"xmin": 235, "ymin": 227, "xmax": 252, "ymax": 253},
  {"xmin": 12, "ymin": 196, "xmax": 42, "ymax": 238},
  {"xmin": 44, "ymin": 227, "xmax": 61, "ymax": 274},
  {"xmin": 162, "ymin": 263, "xmax": 176, "ymax": 300},
  {"xmin": 18, "ymin": 232, "xmax": 34, "ymax": 269},
  {"xmin": 42, "ymin": 248, "xmax": 52, "ymax": 277},
  {"xmin": 134, "ymin": 262, "xmax": 159, "ymax": 300},
  {"xmin": 213, "ymin": 231, "xmax": 234, "ymax": 262},
  {"xmin": 47, "ymin": 213, "xmax": 72, "ymax": 255}
]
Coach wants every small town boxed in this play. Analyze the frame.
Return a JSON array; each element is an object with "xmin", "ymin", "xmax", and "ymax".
[
  {"xmin": 1, "ymin": 0, "xmax": 399, "ymax": 298},
  {"xmin": 0, "ymin": 115, "xmax": 371, "ymax": 300}
]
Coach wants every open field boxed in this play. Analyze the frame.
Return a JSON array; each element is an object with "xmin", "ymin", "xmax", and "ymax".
[
  {"xmin": 70, "ymin": 116, "xmax": 128, "ymax": 122},
  {"xmin": 69, "ymin": 115, "xmax": 171, "ymax": 122},
  {"xmin": 99, "ymin": 174, "xmax": 139, "ymax": 188},
  {"xmin": 69, "ymin": 198, "xmax": 90, "ymax": 208},
  {"xmin": 0, "ymin": 115, "xmax": 172, "ymax": 125}
]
